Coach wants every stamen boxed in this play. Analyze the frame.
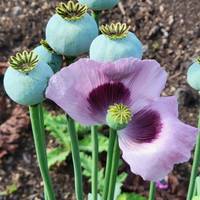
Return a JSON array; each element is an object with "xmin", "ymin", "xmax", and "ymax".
[
  {"xmin": 106, "ymin": 103, "xmax": 132, "ymax": 130},
  {"xmin": 9, "ymin": 51, "xmax": 39, "ymax": 73},
  {"xmin": 100, "ymin": 22, "xmax": 130, "ymax": 40},
  {"xmin": 56, "ymin": 1, "xmax": 88, "ymax": 21}
]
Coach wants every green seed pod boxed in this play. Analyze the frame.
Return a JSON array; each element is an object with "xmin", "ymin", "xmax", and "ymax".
[
  {"xmin": 78, "ymin": 0, "xmax": 119, "ymax": 10},
  {"xmin": 90, "ymin": 23, "xmax": 143, "ymax": 62},
  {"xmin": 46, "ymin": 1, "xmax": 98, "ymax": 56},
  {"xmin": 4, "ymin": 51, "xmax": 53, "ymax": 106},
  {"xmin": 187, "ymin": 58, "xmax": 200, "ymax": 91},
  {"xmin": 33, "ymin": 40, "xmax": 62, "ymax": 73},
  {"xmin": 106, "ymin": 103, "xmax": 132, "ymax": 130}
]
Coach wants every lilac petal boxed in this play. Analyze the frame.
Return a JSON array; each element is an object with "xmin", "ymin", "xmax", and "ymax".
[
  {"xmin": 119, "ymin": 96, "xmax": 197, "ymax": 181},
  {"xmin": 102, "ymin": 58, "xmax": 168, "ymax": 111},
  {"xmin": 46, "ymin": 57, "xmax": 167, "ymax": 125},
  {"xmin": 46, "ymin": 58, "xmax": 109, "ymax": 124}
]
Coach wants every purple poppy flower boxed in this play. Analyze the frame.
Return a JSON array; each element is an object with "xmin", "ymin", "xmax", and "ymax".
[{"xmin": 46, "ymin": 58, "xmax": 197, "ymax": 181}]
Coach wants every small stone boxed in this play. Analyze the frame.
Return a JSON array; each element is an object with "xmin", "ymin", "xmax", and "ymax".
[
  {"xmin": 168, "ymin": 15, "xmax": 174, "ymax": 26},
  {"xmin": 11, "ymin": 6, "xmax": 21, "ymax": 16}
]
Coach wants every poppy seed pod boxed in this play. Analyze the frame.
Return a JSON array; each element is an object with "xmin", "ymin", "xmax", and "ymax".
[
  {"xmin": 33, "ymin": 40, "xmax": 62, "ymax": 73},
  {"xmin": 78, "ymin": 0, "xmax": 119, "ymax": 10},
  {"xmin": 187, "ymin": 58, "xmax": 200, "ymax": 91},
  {"xmin": 4, "ymin": 51, "xmax": 53, "ymax": 106},
  {"xmin": 46, "ymin": 1, "xmax": 98, "ymax": 56},
  {"xmin": 89, "ymin": 23, "xmax": 143, "ymax": 62}
]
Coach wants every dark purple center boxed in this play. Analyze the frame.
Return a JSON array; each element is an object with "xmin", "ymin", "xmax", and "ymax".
[
  {"xmin": 87, "ymin": 82, "xmax": 131, "ymax": 117},
  {"xmin": 126, "ymin": 109, "xmax": 162, "ymax": 143}
]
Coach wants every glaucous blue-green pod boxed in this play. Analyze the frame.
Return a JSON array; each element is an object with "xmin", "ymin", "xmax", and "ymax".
[
  {"xmin": 90, "ymin": 23, "xmax": 143, "ymax": 62},
  {"xmin": 46, "ymin": 1, "xmax": 98, "ymax": 56},
  {"xmin": 4, "ymin": 51, "xmax": 53, "ymax": 106},
  {"xmin": 187, "ymin": 58, "xmax": 200, "ymax": 91},
  {"xmin": 33, "ymin": 40, "xmax": 62, "ymax": 73},
  {"xmin": 78, "ymin": 0, "xmax": 119, "ymax": 10}
]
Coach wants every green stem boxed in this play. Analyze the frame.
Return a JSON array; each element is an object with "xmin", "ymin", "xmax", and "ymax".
[
  {"xmin": 107, "ymin": 133, "xmax": 120, "ymax": 200},
  {"xmin": 193, "ymin": 180, "xmax": 197, "ymax": 197},
  {"xmin": 66, "ymin": 115, "xmax": 83, "ymax": 200},
  {"xmin": 187, "ymin": 114, "xmax": 200, "ymax": 200},
  {"xmin": 196, "ymin": 176, "xmax": 200, "ymax": 195},
  {"xmin": 92, "ymin": 11, "xmax": 100, "ymax": 27},
  {"xmin": 148, "ymin": 182, "xmax": 156, "ymax": 200},
  {"xmin": 103, "ymin": 129, "xmax": 117, "ymax": 200},
  {"xmin": 29, "ymin": 104, "xmax": 55, "ymax": 200},
  {"xmin": 44, "ymin": 190, "xmax": 48, "ymax": 200},
  {"xmin": 38, "ymin": 104, "xmax": 49, "ymax": 200},
  {"xmin": 91, "ymin": 126, "xmax": 99, "ymax": 200}
]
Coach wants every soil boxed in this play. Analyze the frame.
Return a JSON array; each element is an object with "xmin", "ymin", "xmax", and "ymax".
[{"xmin": 0, "ymin": 0, "xmax": 200, "ymax": 199}]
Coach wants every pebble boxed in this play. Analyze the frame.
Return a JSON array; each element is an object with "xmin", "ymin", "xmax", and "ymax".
[{"xmin": 11, "ymin": 6, "xmax": 21, "ymax": 16}]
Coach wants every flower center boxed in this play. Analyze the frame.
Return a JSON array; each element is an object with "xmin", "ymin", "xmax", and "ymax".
[
  {"xmin": 56, "ymin": 1, "xmax": 87, "ymax": 21},
  {"xmin": 100, "ymin": 23, "xmax": 130, "ymax": 40},
  {"xmin": 106, "ymin": 103, "xmax": 132, "ymax": 130},
  {"xmin": 9, "ymin": 51, "xmax": 39, "ymax": 73},
  {"xmin": 40, "ymin": 39, "xmax": 55, "ymax": 53}
]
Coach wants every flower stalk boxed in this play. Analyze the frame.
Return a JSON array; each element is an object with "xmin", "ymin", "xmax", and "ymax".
[
  {"xmin": 66, "ymin": 115, "xmax": 83, "ymax": 200},
  {"xmin": 29, "ymin": 104, "xmax": 55, "ymax": 200},
  {"xmin": 103, "ymin": 128, "xmax": 117, "ymax": 200},
  {"xmin": 92, "ymin": 10, "xmax": 100, "ymax": 27},
  {"xmin": 91, "ymin": 126, "xmax": 99, "ymax": 200},
  {"xmin": 107, "ymin": 132, "xmax": 120, "ymax": 200},
  {"xmin": 148, "ymin": 182, "xmax": 156, "ymax": 200},
  {"xmin": 187, "ymin": 112, "xmax": 200, "ymax": 200},
  {"xmin": 194, "ymin": 176, "xmax": 200, "ymax": 196}
]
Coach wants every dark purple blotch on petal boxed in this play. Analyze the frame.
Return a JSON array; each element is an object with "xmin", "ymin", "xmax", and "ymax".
[
  {"xmin": 126, "ymin": 109, "xmax": 162, "ymax": 143},
  {"xmin": 87, "ymin": 82, "xmax": 131, "ymax": 117}
]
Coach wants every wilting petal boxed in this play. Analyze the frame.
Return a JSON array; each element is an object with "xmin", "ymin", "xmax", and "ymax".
[
  {"xmin": 102, "ymin": 58, "xmax": 168, "ymax": 110},
  {"xmin": 119, "ymin": 96, "xmax": 197, "ymax": 181}
]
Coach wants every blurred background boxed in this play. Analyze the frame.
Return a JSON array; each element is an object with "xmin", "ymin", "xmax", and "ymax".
[{"xmin": 0, "ymin": 0, "xmax": 200, "ymax": 199}]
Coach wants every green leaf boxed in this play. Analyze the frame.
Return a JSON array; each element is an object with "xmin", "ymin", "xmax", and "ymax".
[
  {"xmin": 88, "ymin": 193, "xmax": 102, "ymax": 200},
  {"xmin": 47, "ymin": 147, "xmax": 70, "ymax": 168},
  {"xmin": 0, "ymin": 183, "xmax": 18, "ymax": 196},
  {"xmin": 43, "ymin": 110, "xmax": 69, "ymax": 146},
  {"xmin": 118, "ymin": 172, "xmax": 127, "ymax": 183},
  {"xmin": 80, "ymin": 134, "xmax": 108, "ymax": 153},
  {"xmin": 80, "ymin": 152, "xmax": 127, "ymax": 197},
  {"xmin": 80, "ymin": 152, "xmax": 104, "ymax": 189},
  {"xmin": 80, "ymin": 152, "xmax": 93, "ymax": 178},
  {"xmin": 76, "ymin": 123, "xmax": 90, "ymax": 134},
  {"xmin": 117, "ymin": 193, "xmax": 147, "ymax": 200},
  {"xmin": 192, "ymin": 197, "xmax": 200, "ymax": 200}
]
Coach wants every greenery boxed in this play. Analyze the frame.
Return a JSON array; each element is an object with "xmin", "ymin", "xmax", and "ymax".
[
  {"xmin": 117, "ymin": 193, "xmax": 146, "ymax": 200},
  {"xmin": 0, "ymin": 183, "xmax": 18, "ymax": 195},
  {"xmin": 43, "ymin": 110, "xmax": 71, "ymax": 168},
  {"xmin": 44, "ymin": 110, "xmax": 145, "ymax": 199},
  {"xmin": 44, "ymin": 110, "xmax": 147, "ymax": 199}
]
